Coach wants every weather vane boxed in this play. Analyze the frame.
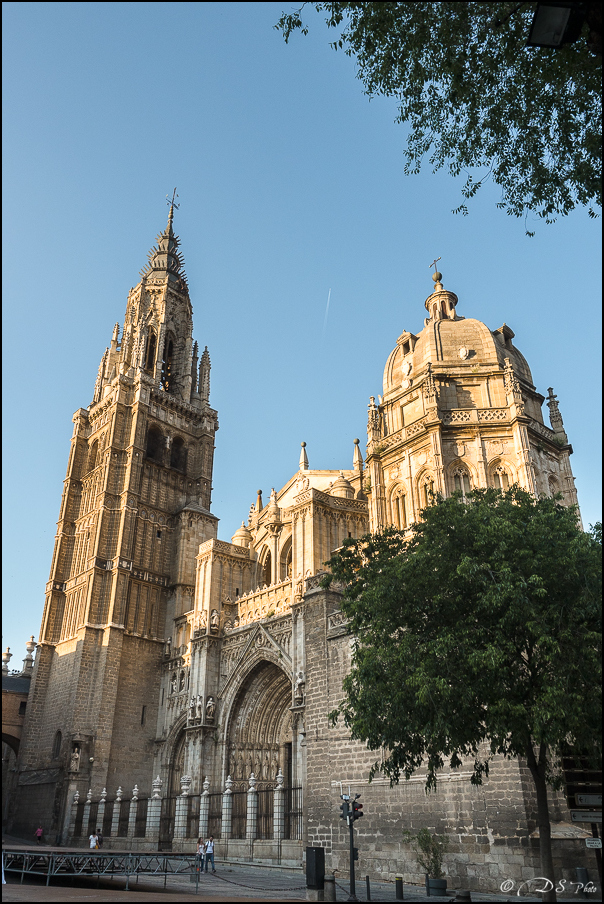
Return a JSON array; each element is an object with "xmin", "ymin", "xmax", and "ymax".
[
  {"xmin": 166, "ymin": 188, "xmax": 180, "ymax": 210},
  {"xmin": 429, "ymin": 257, "xmax": 441, "ymax": 272}
]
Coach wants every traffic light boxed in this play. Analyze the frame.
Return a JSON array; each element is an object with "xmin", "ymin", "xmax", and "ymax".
[
  {"xmin": 351, "ymin": 798, "xmax": 364, "ymax": 821},
  {"xmin": 339, "ymin": 799, "xmax": 349, "ymax": 821},
  {"xmin": 353, "ymin": 847, "xmax": 359, "ymax": 861}
]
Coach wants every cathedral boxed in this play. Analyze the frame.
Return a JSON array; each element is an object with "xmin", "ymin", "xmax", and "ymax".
[{"xmin": 10, "ymin": 206, "xmax": 591, "ymax": 893}]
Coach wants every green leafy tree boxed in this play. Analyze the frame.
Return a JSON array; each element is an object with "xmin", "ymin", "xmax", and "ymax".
[
  {"xmin": 277, "ymin": 2, "xmax": 602, "ymax": 231},
  {"xmin": 325, "ymin": 488, "xmax": 601, "ymax": 902}
]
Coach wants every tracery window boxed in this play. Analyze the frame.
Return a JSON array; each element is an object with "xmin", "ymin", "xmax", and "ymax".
[
  {"xmin": 144, "ymin": 329, "xmax": 157, "ymax": 373},
  {"xmin": 87, "ymin": 440, "xmax": 98, "ymax": 473},
  {"xmin": 452, "ymin": 467, "xmax": 471, "ymax": 499},
  {"xmin": 548, "ymin": 474, "xmax": 560, "ymax": 497},
  {"xmin": 493, "ymin": 466, "xmax": 510, "ymax": 490},
  {"xmin": 170, "ymin": 436, "xmax": 186, "ymax": 471},
  {"xmin": 161, "ymin": 334, "xmax": 174, "ymax": 392},
  {"xmin": 146, "ymin": 426, "xmax": 163, "ymax": 463}
]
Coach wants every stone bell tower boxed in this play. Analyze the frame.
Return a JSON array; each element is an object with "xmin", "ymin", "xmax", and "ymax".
[{"xmin": 13, "ymin": 202, "xmax": 219, "ymax": 839}]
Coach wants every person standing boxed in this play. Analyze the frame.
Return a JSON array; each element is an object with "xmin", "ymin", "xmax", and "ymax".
[
  {"xmin": 96, "ymin": 828, "xmax": 103, "ymax": 848},
  {"xmin": 35, "ymin": 825, "xmax": 43, "ymax": 845},
  {"xmin": 196, "ymin": 837, "xmax": 205, "ymax": 873},
  {"xmin": 204, "ymin": 835, "xmax": 216, "ymax": 873},
  {"xmin": 89, "ymin": 830, "xmax": 99, "ymax": 849}
]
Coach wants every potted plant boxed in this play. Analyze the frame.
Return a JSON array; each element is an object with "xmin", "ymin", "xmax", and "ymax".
[{"xmin": 404, "ymin": 827, "xmax": 447, "ymax": 897}]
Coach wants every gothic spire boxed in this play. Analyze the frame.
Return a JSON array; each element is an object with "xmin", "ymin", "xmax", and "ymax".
[{"xmin": 140, "ymin": 193, "xmax": 188, "ymax": 291}]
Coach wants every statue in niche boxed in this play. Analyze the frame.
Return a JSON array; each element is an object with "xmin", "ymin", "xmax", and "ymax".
[
  {"xmin": 189, "ymin": 697, "xmax": 196, "ymax": 721},
  {"xmin": 69, "ymin": 747, "xmax": 80, "ymax": 772},
  {"xmin": 210, "ymin": 610, "xmax": 219, "ymax": 634},
  {"xmin": 294, "ymin": 670, "xmax": 305, "ymax": 705},
  {"xmin": 178, "ymin": 670, "xmax": 185, "ymax": 692},
  {"xmin": 205, "ymin": 696, "xmax": 216, "ymax": 722},
  {"xmin": 199, "ymin": 610, "xmax": 207, "ymax": 628},
  {"xmin": 196, "ymin": 695, "xmax": 203, "ymax": 720}
]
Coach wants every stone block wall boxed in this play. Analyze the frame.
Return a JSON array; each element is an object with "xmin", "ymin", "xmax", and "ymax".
[{"xmin": 302, "ymin": 585, "xmax": 596, "ymax": 895}]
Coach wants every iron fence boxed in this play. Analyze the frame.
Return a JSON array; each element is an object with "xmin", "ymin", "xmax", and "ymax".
[
  {"xmin": 231, "ymin": 790, "xmax": 247, "ymax": 839},
  {"xmin": 256, "ymin": 788, "xmax": 274, "ymax": 839},
  {"xmin": 86, "ymin": 801, "xmax": 99, "ymax": 836},
  {"xmin": 285, "ymin": 786, "xmax": 303, "ymax": 840},
  {"xmin": 102, "ymin": 800, "xmax": 114, "ymax": 838},
  {"xmin": 135, "ymin": 797, "xmax": 148, "ymax": 837},
  {"xmin": 117, "ymin": 799, "xmax": 130, "ymax": 836},
  {"xmin": 159, "ymin": 796, "xmax": 176, "ymax": 850},
  {"xmin": 208, "ymin": 792, "xmax": 222, "ymax": 838},
  {"xmin": 186, "ymin": 794, "xmax": 200, "ymax": 839}
]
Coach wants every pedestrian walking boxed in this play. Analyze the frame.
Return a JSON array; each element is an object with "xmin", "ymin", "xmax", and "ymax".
[
  {"xmin": 204, "ymin": 835, "xmax": 216, "ymax": 873},
  {"xmin": 89, "ymin": 830, "xmax": 99, "ymax": 849},
  {"xmin": 96, "ymin": 828, "xmax": 103, "ymax": 848},
  {"xmin": 35, "ymin": 825, "xmax": 43, "ymax": 845}
]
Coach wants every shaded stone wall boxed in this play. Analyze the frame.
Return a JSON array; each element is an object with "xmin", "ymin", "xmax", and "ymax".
[{"xmin": 302, "ymin": 583, "xmax": 595, "ymax": 894}]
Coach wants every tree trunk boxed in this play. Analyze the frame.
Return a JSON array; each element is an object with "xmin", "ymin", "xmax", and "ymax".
[{"xmin": 526, "ymin": 742, "xmax": 556, "ymax": 904}]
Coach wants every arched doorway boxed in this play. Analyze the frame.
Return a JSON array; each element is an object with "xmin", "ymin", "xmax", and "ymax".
[{"xmin": 226, "ymin": 660, "xmax": 292, "ymax": 792}]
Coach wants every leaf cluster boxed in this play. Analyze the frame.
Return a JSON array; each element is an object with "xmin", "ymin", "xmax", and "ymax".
[
  {"xmin": 403, "ymin": 826, "xmax": 447, "ymax": 879},
  {"xmin": 276, "ymin": 2, "xmax": 602, "ymax": 225},
  {"xmin": 325, "ymin": 487, "xmax": 602, "ymax": 790}
]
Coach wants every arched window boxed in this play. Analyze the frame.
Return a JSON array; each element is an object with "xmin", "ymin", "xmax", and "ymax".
[
  {"xmin": 52, "ymin": 730, "xmax": 62, "ymax": 760},
  {"xmin": 493, "ymin": 466, "xmax": 510, "ymax": 490},
  {"xmin": 144, "ymin": 329, "xmax": 157, "ymax": 373},
  {"xmin": 263, "ymin": 551, "xmax": 272, "ymax": 587},
  {"xmin": 452, "ymin": 467, "xmax": 471, "ymax": 499},
  {"xmin": 146, "ymin": 426, "xmax": 163, "ymax": 463},
  {"xmin": 280, "ymin": 537, "xmax": 293, "ymax": 581},
  {"xmin": 88, "ymin": 440, "xmax": 98, "ymax": 473},
  {"xmin": 170, "ymin": 436, "xmax": 186, "ymax": 471},
  {"xmin": 161, "ymin": 334, "xmax": 174, "ymax": 392}
]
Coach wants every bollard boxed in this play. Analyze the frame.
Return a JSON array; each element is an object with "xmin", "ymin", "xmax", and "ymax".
[
  {"xmin": 366, "ymin": 874, "xmax": 371, "ymax": 901},
  {"xmin": 395, "ymin": 876, "xmax": 404, "ymax": 899},
  {"xmin": 323, "ymin": 875, "xmax": 336, "ymax": 902},
  {"xmin": 576, "ymin": 867, "xmax": 589, "ymax": 899}
]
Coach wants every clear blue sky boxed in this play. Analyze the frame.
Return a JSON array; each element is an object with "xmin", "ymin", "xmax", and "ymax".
[{"xmin": 2, "ymin": 1, "xmax": 601, "ymax": 667}]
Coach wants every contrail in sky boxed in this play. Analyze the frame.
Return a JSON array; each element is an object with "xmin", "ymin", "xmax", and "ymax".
[{"xmin": 322, "ymin": 288, "xmax": 331, "ymax": 338}]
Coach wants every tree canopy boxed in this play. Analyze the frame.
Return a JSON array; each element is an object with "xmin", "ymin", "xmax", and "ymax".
[
  {"xmin": 277, "ymin": 2, "xmax": 602, "ymax": 230},
  {"xmin": 325, "ymin": 488, "xmax": 601, "ymax": 898}
]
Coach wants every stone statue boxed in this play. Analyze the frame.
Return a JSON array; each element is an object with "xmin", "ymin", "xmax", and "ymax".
[
  {"xmin": 178, "ymin": 670, "xmax": 185, "ymax": 692},
  {"xmin": 170, "ymin": 673, "xmax": 177, "ymax": 695},
  {"xmin": 206, "ymin": 696, "xmax": 216, "ymax": 722},
  {"xmin": 69, "ymin": 748, "xmax": 80, "ymax": 772},
  {"xmin": 294, "ymin": 671, "xmax": 305, "ymax": 705},
  {"xmin": 189, "ymin": 697, "xmax": 196, "ymax": 720},
  {"xmin": 195, "ymin": 694, "xmax": 203, "ymax": 720},
  {"xmin": 210, "ymin": 609, "xmax": 220, "ymax": 634}
]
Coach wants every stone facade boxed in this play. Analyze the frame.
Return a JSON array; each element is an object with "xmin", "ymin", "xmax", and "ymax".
[{"xmin": 10, "ymin": 219, "xmax": 595, "ymax": 895}]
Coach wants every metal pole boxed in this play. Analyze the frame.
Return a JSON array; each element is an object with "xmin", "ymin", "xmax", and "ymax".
[
  {"xmin": 348, "ymin": 818, "xmax": 357, "ymax": 902},
  {"xmin": 592, "ymin": 823, "xmax": 602, "ymax": 891},
  {"xmin": 366, "ymin": 874, "xmax": 371, "ymax": 900}
]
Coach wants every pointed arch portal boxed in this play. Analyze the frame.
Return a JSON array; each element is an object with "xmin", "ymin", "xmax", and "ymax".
[{"xmin": 226, "ymin": 660, "xmax": 292, "ymax": 791}]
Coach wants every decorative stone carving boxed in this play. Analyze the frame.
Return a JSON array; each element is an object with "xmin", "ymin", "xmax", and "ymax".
[
  {"xmin": 180, "ymin": 774, "xmax": 192, "ymax": 797},
  {"xmin": 132, "ymin": 784, "xmax": 139, "ymax": 801},
  {"xmin": 152, "ymin": 776, "xmax": 163, "ymax": 799},
  {"xmin": 206, "ymin": 696, "xmax": 216, "ymax": 723},
  {"xmin": 210, "ymin": 610, "xmax": 220, "ymax": 634},
  {"xmin": 100, "ymin": 787, "xmax": 107, "ymax": 802},
  {"xmin": 276, "ymin": 767, "xmax": 285, "ymax": 789},
  {"xmin": 293, "ymin": 670, "xmax": 305, "ymax": 705},
  {"xmin": 225, "ymin": 774, "xmax": 233, "ymax": 794},
  {"xmin": 86, "ymin": 788, "xmax": 93, "ymax": 804},
  {"xmin": 202, "ymin": 776, "xmax": 210, "ymax": 795},
  {"xmin": 116, "ymin": 786, "xmax": 123, "ymax": 802},
  {"xmin": 248, "ymin": 772, "xmax": 257, "ymax": 791},
  {"xmin": 69, "ymin": 748, "xmax": 80, "ymax": 772},
  {"xmin": 73, "ymin": 790, "xmax": 80, "ymax": 804},
  {"xmin": 458, "ymin": 346, "xmax": 470, "ymax": 359},
  {"xmin": 196, "ymin": 694, "xmax": 203, "ymax": 720}
]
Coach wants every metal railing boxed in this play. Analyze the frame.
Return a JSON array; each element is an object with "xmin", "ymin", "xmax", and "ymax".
[
  {"xmin": 231, "ymin": 790, "xmax": 247, "ymax": 839},
  {"xmin": 256, "ymin": 788, "xmax": 274, "ymax": 839},
  {"xmin": 285, "ymin": 786, "xmax": 303, "ymax": 840},
  {"xmin": 208, "ymin": 792, "xmax": 222, "ymax": 838}
]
